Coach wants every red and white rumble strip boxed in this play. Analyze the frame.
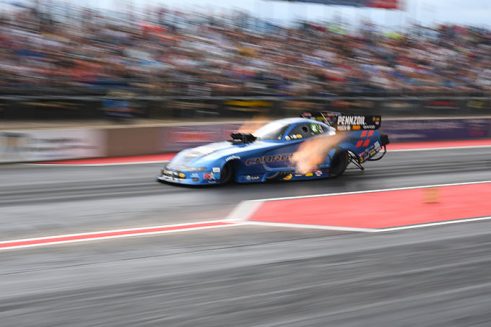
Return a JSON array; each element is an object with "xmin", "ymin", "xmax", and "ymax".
[
  {"xmin": 2, "ymin": 181, "xmax": 491, "ymax": 251},
  {"xmin": 0, "ymin": 220, "xmax": 235, "ymax": 251}
]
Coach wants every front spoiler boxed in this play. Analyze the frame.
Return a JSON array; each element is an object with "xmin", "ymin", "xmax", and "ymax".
[{"xmin": 157, "ymin": 175, "xmax": 219, "ymax": 186}]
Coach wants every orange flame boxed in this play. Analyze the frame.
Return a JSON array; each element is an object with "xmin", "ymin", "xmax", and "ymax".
[
  {"xmin": 237, "ymin": 115, "xmax": 270, "ymax": 134},
  {"xmin": 291, "ymin": 133, "xmax": 346, "ymax": 174}
]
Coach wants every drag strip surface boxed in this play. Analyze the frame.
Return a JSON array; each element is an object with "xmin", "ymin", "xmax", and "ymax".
[
  {"xmin": 2, "ymin": 221, "xmax": 491, "ymax": 326},
  {"xmin": 1, "ymin": 147, "xmax": 491, "ymax": 240},
  {"xmin": 4, "ymin": 147, "xmax": 491, "ymax": 206},
  {"xmin": 1, "ymin": 147, "xmax": 491, "ymax": 326}
]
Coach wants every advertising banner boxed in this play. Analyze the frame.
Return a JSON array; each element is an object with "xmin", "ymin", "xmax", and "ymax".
[
  {"xmin": 424, "ymin": 99, "xmax": 460, "ymax": 110},
  {"xmin": 366, "ymin": 0, "xmax": 400, "ymax": 9},
  {"xmin": 0, "ymin": 129, "xmax": 104, "ymax": 163},
  {"xmin": 382, "ymin": 119, "xmax": 491, "ymax": 142},
  {"xmin": 268, "ymin": 0, "xmax": 400, "ymax": 10}
]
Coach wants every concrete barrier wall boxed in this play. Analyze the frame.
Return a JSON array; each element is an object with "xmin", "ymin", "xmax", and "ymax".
[
  {"xmin": 2, "ymin": 118, "xmax": 491, "ymax": 162},
  {"xmin": 155, "ymin": 118, "xmax": 491, "ymax": 154},
  {"xmin": 0, "ymin": 128, "xmax": 105, "ymax": 163},
  {"xmin": 105, "ymin": 126, "xmax": 163, "ymax": 157}
]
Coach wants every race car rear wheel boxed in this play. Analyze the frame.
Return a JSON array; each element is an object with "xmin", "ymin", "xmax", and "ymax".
[
  {"xmin": 220, "ymin": 162, "xmax": 234, "ymax": 184},
  {"xmin": 330, "ymin": 150, "xmax": 349, "ymax": 178}
]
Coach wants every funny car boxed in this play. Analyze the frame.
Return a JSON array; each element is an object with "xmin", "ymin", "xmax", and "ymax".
[{"xmin": 157, "ymin": 112, "xmax": 389, "ymax": 185}]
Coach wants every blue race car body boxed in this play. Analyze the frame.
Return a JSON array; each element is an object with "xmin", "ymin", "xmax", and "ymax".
[{"xmin": 157, "ymin": 113, "xmax": 389, "ymax": 185}]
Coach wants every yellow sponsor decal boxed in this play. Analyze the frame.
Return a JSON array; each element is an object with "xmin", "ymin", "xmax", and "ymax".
[
  {"xmin": 282, "ymin": 173, "xmax": 293, "ymax": 181},
  {"xmin": 467, "ymin": 100, "xmax": 486, "ymax": 109}
]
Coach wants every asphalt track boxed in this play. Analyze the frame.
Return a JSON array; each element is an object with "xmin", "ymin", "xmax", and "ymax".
[{"xmin": 1, "ymin": 147, "xmax": 491, "ymax": 326}]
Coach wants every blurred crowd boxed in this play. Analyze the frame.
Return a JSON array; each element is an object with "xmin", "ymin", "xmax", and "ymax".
[{"xmin": 0, "ymin": 4, "xmax": 490, "ymax": 97}]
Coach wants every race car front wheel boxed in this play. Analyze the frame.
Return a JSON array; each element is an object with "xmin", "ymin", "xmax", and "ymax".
[
  {"xmin": 330, "ymin": 150, "xmax": 349, "ymax": 178},
  {"xmin": 220, "ymin": 162, "xmax": 234, "ymax": 184}
]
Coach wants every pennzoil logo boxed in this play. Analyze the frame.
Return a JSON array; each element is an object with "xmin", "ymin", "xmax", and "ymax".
[
  {"xmin": 337, "ymin": 116, "xmax": 366, "ymax": 125},
  {"xmin": 245, "ymin": 153, "xmax": 293, "ymax": 166}
]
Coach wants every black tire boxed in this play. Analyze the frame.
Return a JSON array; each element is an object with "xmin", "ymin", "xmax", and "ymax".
[
  {"xmin": 329, "ymin": 150, "xmax": 349, "ymax": 178},
  {"xmin": 220, "ymin": 162, "xmax": 234, "ymax": 184}
]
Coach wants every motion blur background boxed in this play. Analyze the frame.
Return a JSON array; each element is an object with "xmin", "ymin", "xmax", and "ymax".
[
  {"xmin": 1, "ymin": 2, "xmax": 491, "ymax": 326},
  {"xmin": 0, "ymin": 0, "xmax": 489, "ymax": 121},
  {"xmin": 1, "ymin": 0, "xmax": 490, "ymax": 161}
]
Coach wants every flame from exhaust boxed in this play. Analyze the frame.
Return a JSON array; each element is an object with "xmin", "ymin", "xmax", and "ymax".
[
  {"xmin": 291, "ymin": 133, "xmax": 346, "ymax": 175},
  {"xmin": 237, "ymin": 115, "xmax": 270, "ymax": 134}
]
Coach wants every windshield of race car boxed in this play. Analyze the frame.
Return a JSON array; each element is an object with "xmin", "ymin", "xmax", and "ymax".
[
  {"xmin": 253, "ymin": 121, "xmax": 289, "ymax": 140},
  {"xmin": 254, "ymin": 121, "xmax": 332, "ymax": 141}
]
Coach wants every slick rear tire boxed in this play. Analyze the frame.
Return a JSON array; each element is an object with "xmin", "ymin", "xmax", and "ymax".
[{"xmin": 330, "ymin": 150, "xmax": 349, "ymax": 178}]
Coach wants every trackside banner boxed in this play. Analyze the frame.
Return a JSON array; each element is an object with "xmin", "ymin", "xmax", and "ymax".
[
  {"xmin": 159, "ymin": 118, "xmax": 491, "ymax": 153},
  {"xmin": 0, "ymin": 129, "xmax": 104, "ymax": 163},
  {"xmin": 382, "ymin": 119, "xmax": 491, "ymax": 142},
  {"xmin": 2, "ymin": 118, "xmax": 490, "ymax": 162},
  {"xmin": 267, "ymin": 0, "xmax": 400, "ymax": 10}
]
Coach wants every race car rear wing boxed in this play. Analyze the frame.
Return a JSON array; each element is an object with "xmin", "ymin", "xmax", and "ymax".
[{"xmin": 301, "ymin": 112, "xmax": 382, "ymax": 131}]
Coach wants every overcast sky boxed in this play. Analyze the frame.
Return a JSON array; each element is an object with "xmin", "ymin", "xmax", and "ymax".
[{"xmin": 90, "ymin": 0, "xmax": 490, "ymax": 28}]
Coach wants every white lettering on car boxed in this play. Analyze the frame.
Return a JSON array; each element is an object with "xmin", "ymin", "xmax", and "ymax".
[{"xmin": 338, "ymin": 116, "xmax": 366, "ymax": 125}]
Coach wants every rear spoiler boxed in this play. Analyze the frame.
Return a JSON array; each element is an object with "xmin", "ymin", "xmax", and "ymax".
[{"xmin": 301, "ymin": 111, "xmax": 382, "ymax": 131}]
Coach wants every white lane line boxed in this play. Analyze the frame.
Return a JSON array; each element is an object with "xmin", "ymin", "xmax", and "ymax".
[
  {"xmin": 243, "ymin": 180, "xmax": 491, "ymax": 203},
  {"xmin": 390, "ymin": 145, "xmax": 491, "ymax": 152},
  {"xmin": 0, "ymin": 220, "xmax": 238, "ymax": 251},
  {"xmin": 243, "ymin": 217, "xmax": 491, "ymax": 233},
  {"xmin": 375, "ymin": 216, "xmax": 491, "ymax": 232},
  {"xmin": 226, "ymin": 200, "xmax": 264, "ymax": 222},
  {"xmin": 243, "ymin": 221, "xmax": 377, "ymax": 233}
]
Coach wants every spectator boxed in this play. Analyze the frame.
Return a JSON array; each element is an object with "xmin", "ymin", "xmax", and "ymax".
[{"xmin": 0, "ymin": 4, "xmax": 489, "ymax": 98}]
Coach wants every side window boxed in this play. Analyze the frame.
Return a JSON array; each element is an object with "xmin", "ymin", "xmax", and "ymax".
[
  {"xmin": 310, "ymin": 123, "xmax": 325, "ymax": 135},
  {"xmin": 286, "ymin": 124, "xmax": 312, "ymax": 141}
]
